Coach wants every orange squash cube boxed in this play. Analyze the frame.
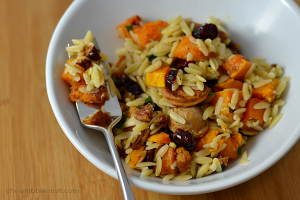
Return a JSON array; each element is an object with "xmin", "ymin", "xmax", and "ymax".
[
  {"xmin": 219, "ymin": 136, "xmax": 240, "ymax": 159},
  {"xmin": 231, "ymin": 132, "xmax": 242, "ymax": 146},
  {"xmin": 252, "ymin": 79, "xmax": 279, "ymax": 102},
  {"xmin": 154, "ymin": 20, "xmax": 169, "ymax": 28},
  {"xmin": 222, "ymin": 54, "xmax": 252, "ymax": 80},
  {"xmin": 116, "ymin": 15, "xmax": 142, "ymax": 39},
  {"xmin": 172, "ymin": 36, "xmax": 215, "ymax": 61},
  {"xmin": 241, "ymin": 98, "xmax": 266, "ymax": 130},
  {"xmin": 61, "ymin": 58, "xmax": 85, "ymax": 86},
  {"xmin": 127, "ymin": 146, "xmax": 145, "ymax": 168},
  {"xmin": 147, "ymin": 132, "xmax": 172, "ymax": 144},
  {"xmin": 210, "ymin": 90, "xmax": 243, "ymax": 117},
  {"xmin": 145, "ymin": 66, "xmax": 170, "ymax": 87},
  {"xmin": 213, "ymin": 79, "xmax": 243, "ymax": 91},
  {"xmin": 160, "ymin": 147, "xmax": 180, "ymax": 175},
  {"xmin": 195, "ymin": 129, "xmax": 219, "ymax": 151},
  {"xmin": 133, "ymin": 21, "xmax": 167, "ymax": 49}
]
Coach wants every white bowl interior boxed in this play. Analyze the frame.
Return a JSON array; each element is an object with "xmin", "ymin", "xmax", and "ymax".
[{"xmin": 46, "ymin": 0, "xmax": 300, "ymax": 194}]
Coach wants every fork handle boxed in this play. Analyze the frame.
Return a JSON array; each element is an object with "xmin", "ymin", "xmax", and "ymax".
[{"xmin": 103, "ymin": 129, "xmax": 136, "ymax": 200}]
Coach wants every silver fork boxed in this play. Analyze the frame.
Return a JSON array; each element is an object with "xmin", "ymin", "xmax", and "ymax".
[{"xmin": 70, "ymin": 40, "xmax": 135, "ymax": 200}]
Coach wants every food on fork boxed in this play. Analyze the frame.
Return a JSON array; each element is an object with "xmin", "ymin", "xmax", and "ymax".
[{"xmin": 62, "ymin": 31, "xmax": 118, "ymax": 127}]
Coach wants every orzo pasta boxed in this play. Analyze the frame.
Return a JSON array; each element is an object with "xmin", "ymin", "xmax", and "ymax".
[{"xmin": 62, "ymin": 15, "xmax": 289, "ymax": 181}]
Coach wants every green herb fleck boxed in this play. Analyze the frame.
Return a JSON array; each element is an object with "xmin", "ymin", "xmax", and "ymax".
[
  {"xmin": 146, "ymin": 54, "xmax": 157, "ymax": 62},
  {"xmin": 248, "ymin": 87, "xmax": 251, "ymax": 94},
  {"xmin": 115, "ymin": 114, "xmax": 127, "ymax": 129},
  {"xmin": 145, "ymin": 96, "xmax": 152, "ymax": 104},
  {"xmin": 229, "ymin": 107, "xmax": 234, "ymax": 113},
  {"xmin": 125, "ymin": 25, "xmax": 132, "ymax": 31},
  {"xmin": 221, "ymin": 136, "xmax": 226, "ymax": 139},
  {"xmin": 230, "ymin": 134, "xmax": 235, "ymax": 137},
  {"xmin": 111, "ymin": 75, "xmax": 119, "ymax": 85},
  {"xmin": 206, "ymin": 78, "xmax": 218, "ymax": 87},
  {"xmin": 210, "ymin": 114, "xmax": 216, "ymax": 119},
  {"xmin": 238, "ymin": 147, "xmax": 242, "ymax": 155},
  {"xmin": 208, "ymin": 93, "xmax": 215, "ymax": 96},
  {"xmin": 222, "ymin": 69, "xmax": 228, "ymax": 75},
  {"xmin": 221, "ymin": 165, "xmax": 224, "ymax": 172}
]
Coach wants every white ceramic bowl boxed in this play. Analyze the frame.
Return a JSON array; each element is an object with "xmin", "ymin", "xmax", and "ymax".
[{"xmin": 46, "ymin": 0, "xmax": 300, "ymax": 194}]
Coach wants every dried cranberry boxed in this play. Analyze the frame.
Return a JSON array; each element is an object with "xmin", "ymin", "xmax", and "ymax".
[
  {"xmin": 76, "ymin": 59, "xmax": 92, "ymax": 70},
  {"xmin": 117, "ymin": 87, "xmax": 126, "ymax": 99},
  {"xmin": 172, "ymin": 129, "xmax": 196, "ymax": 152},
  {"xmin": 144, "ymin": 149, "xmax": 155, "ymax": 163},
  {"xmin": 85, "ymin": 46, "xmax": 101, "ymax": 61},
  {"xmin": 169, "ymin": 131, "xmax": 175, "ymax": 141},
  {"xmin": 163, "ymin": 127, "xmax": 174, "ymax": 140},
  {"xmin": 118, "ymin": 147, "xmax": 127, "ymax": 158},
  {"xmin": 160, "ymin": 127, "xmax": 171, "ymax": 134},
  {"xmin": 192, "ymin": 23, "xmax": 218, "ymax": 40},
  {"xmin": 120, "ymin": 74, "xmax": 143, "ymax": 95},
  {"xmin": 227, "ymin": 41, "xmax": 241, "ymax": 54},
  {"xmin": 144, "ymin": 102, "xmax": 160, "ymax": 111},
  {"xmin": 166, "ymin": 70, "xmax": 178, "ymax": 88},
  {"xmin": 171, "ymin": 57, "xmax": 195, "ymax": 70}
]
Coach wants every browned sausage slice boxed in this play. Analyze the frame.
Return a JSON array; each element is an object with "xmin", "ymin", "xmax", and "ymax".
[
  {"xmin": 169, "ymin": 106, "xmax": 208, "ymax": 138},
  {"xmin": 161, "ymin": 85, "xmax": 210, "ymax": 107}
]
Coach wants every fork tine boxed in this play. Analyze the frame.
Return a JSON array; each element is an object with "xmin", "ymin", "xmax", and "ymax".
[{"xmin": 95, "ymin": 37, "xmax": 122, "ymax": 123}]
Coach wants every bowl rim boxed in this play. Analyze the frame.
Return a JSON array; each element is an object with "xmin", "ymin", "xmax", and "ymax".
[{"xmin": 46, "ymin": 0, "xmax": 300, "ymax": 195}]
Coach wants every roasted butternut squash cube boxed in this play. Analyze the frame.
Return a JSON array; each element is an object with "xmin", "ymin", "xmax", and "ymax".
[
  {"xmin": 61, "ymin": 58, "xmax": 85, "ymax": 86},
  {"xmin": 159, "ymin": 147, "xmax": 180, "ymax": 175},
  {"xmin": 172, "ymin": 36, "xmax": 215, "ymax": 61},
  {"xmin": 241, "ymin": 98, "xmax": 266, "ymax": 130},
  {"xmin": 133, "ymin": 21, "xmax": 168, "ymax": 49},
  {"xmin": 116, "ymin": 15, "xmax": 142, "ymax": 39},
  {"xmin": 196, "ymin": 129, "xmax": 219, "ymax": 151},
  {"xmin": 145, "ymin": 66, "xmax": 170, "ymax": 87},
  {"xmin": 214, "ymin": 79, "xmax": 243, "ymax": 91},
  {"xmin": 210, "ymin": 90, "xmax": 243, "ymax": 118},
  {"xmin": 252, "ymin": 79, "xmax": 279, "ymax": 102},
  {"xmin": 222, "ymin": 54, "xmax": 252, "ymax": 80},
  {"xmin": 147, "ymin": 132, "xmax": 172, "ymax": 144},
  {"xmin": 219, "ymin": 136, "xmax": 240, "ymax": 159},
  {"xmin": 127, "ymin": 146, "xmax": 145, "ymax": 168}
]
